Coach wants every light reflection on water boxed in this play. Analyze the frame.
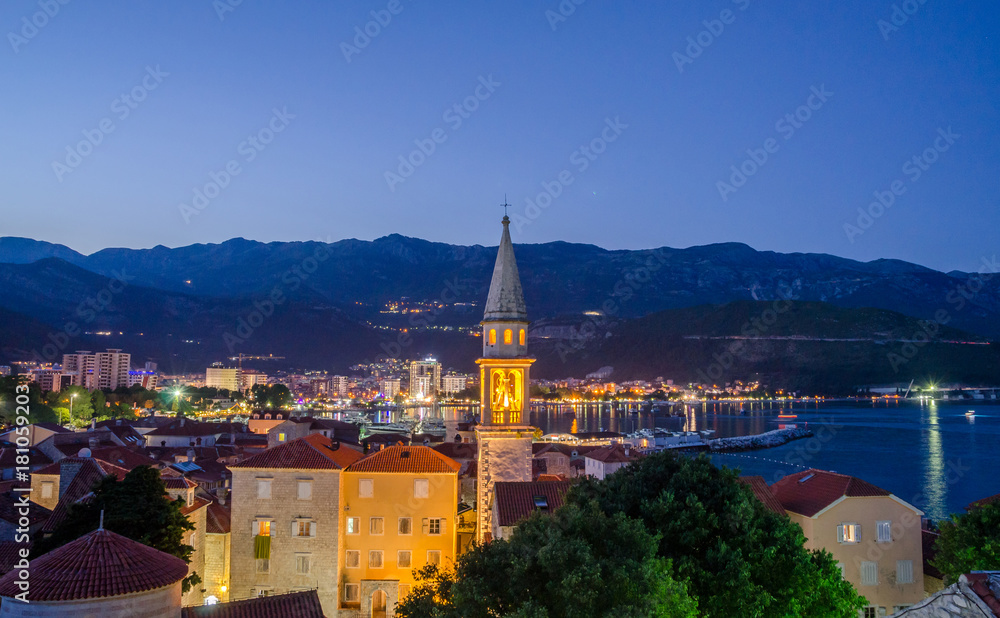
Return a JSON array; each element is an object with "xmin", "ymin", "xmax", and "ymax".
[{"xmin": 359, "ymin": 399, "xmax": 999, "ymax": 521}]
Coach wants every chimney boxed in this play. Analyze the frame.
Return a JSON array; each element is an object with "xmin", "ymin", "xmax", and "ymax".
[
  {"xmin": 218, "ymin": 487, "xmax": 228, "ymax": 506},
  {"xmin": 187, "ymin": 447, "xmax": 196, "ymax": 462},
  {"xmin": 90, "ymin": 418, "xmax": 96, "ymax": 431},
  {"xmin": 180, "ymin": 417, "xmax": 185, "ymax": 427},
  {"xmin": 88, "ymin": 436, "xmax": 99, "ymax": 450}
]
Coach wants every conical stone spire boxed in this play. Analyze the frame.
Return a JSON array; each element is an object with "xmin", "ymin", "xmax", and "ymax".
[{"xmin": 483, "ymin": 215, "xmax": 528, "ymax": 322}]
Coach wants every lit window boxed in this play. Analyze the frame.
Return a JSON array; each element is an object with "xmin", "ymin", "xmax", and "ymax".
[
  {"xmin": 346, "ymin": 517, "xmax": 360, "ymax": 535},
  {"xmin": 295, "ymin": 554, "xmax": 311, "ymax": 574},
  {"xmin": 838, "ymin": 523, "xmax": 860, "ymax": 544},
  {"xmin": 370, "ymin": 517, "xmax": 384, "ymax": 535},
  {"xmin": 369, "ymin": 550, "xmax": 384, "ymax": 568},
  {"xmin": 503, "ymin": 329, "xmax": 513, "ymax": 345},
  {"xmin": 255, "ymin": 520, "xmax": 271, "ymax": 536},
  {"xmin": 398, "ymin": 517, "xmax": 412, "ymax": 535},
  {"xmin": 876, "ymin": 521, "xmax": 892, "ymax": 543},
  {"xmin": 896, "ymin": 560, "xmax": 914, "ymax": 584},
  {"xmin": 398, "ymin": 550, "xmax": 411, "ymax": 567},
  {"xmin": 359, "ymin": 478, "xmax": 373, "ymax": 498},
  {"xmin": 344, "ymin": 584, "xmax": 359, "ymax": 602},
  {"xmin": 414, "ymin": 479, "xmax": 429, "ymax": 499},
  {"xmin": 297, "ymin": 480, "xmax": 312, "ymax": 500},
  {"xmin": 427, "ymin": 550, "xmax": 441, "ymax": 566},
  {"xmin": 489, "ymin": 329, "xmax": 496, "ymax": 345},
  {"xmin": 345, "ymin": 550, "xmax": 360, "ymax": 568},
  {"xmin": 519, "ymin": 329, "xmax": 525, "ymax": 345},
  {"xmin": 278, "ymin": 432, "xmax": 285, "ymax": 442},
  {"xmin": 860, "ymin": 561, "xmax": 879, "ymax": 586},
  {"xmin": 257, "ymin": 479, "xmax": 272, "ymax": 499},
  {"xmin": 41, "ymin": 482, "xmax": 53, "ymax": 499}
]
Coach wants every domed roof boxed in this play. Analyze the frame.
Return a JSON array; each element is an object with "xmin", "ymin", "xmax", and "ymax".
[{"xmin": 0, "ymin": 528, "xmax": 188, "ymax": 602}]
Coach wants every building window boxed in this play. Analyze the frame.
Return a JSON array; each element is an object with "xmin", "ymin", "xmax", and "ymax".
[
  {"xmin": 489, "ymin": 329, "xmax": 496, "ymax": 345},
  {"xmin": 398, "ymin": 550, "xmax": 412, "ymax": 568},
  {"xmin": 359, "ymin": 478, "xmax": 374, "ymax": 498},
  {"xmin": 264, "ymin": 414, "xmax": 271, "ymax": 420},
  {"xmin": 423, "ymin": 518, "xmax": 443, "ymax": 535},
  {"xmin": 519, "ymin": 329, "xmax": 525, "ymax": 345},
  {"xmin": 256, "ymin": 559, "xmax": 270, "ymax": 573},
  {"xmin": 503, "ymin": 329, "xmax": 513, "ymax": 345},
  {"xmin": 346, "ymin": 517, "xmax": 360, "ymax": 535},
  {"xmin": 294, "ymin": 520, "xmax": 316, "ymax": 537},
  {"xmin": 414, "ymin": 479, "xmax": 429, "ymax": 499},
  {"xmin": 256, "ymin": 588, "xmax": 273, "ymax": 597},
  {"xmin": 369, "ymin": 550, "xmax": 384, "ymax": 568},
  {"xmin": 861, "ymin": 607, "xmax": 885, "ymax": 618},
  {"xmin": 876, "ymin": 520, "xmax": 892, "ymax": 543},
  {"xmin": 860, "ymin": 561, "xmax": 879, "ymax": 586},
  {"xmin": 398, "ymin": 517, "xmax": 412, "ymax": 535},
  {"xmin": 344, "ymin": 584, "xmax": 359, "ymax": 602},
  {"xmin": 41, "ymin": 482, "xmax": 53, "ymax": 499},
  {"xmin": 427, "ymin": 550, "xmax": 441, "ymax": 566},
  {"xmin": 837, "ymin": 523, "xmax": 860, "ymax": 544},
  {"xmin": 896, "ymin": 560, "xmax": 914, "ymax": 584},
  {"xmin": 345, "ymin": 550, "xmax": 360, "ymax": 568},
  {"xmin": 370, "ymin": 517, "xmax": 384, "ymax": 535},
  {"xmin": 278, "ymin": 432, "xmax": 285, "ymax": 442},
  {"xmin": 257, "ymin": 479, "xmax": 272, "ymax": 499},
  {"xmin": 295, "ymin": 554, "xmax": 311, "ymax": 574},
  {"xmin": 297, "ymin": 480, "xmax": 312, "ymax": 500}
]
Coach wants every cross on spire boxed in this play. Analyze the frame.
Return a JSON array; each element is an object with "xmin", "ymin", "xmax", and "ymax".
[{"xmin": 500, "ymin": 194, "xmax": 511, "ymax": 218}]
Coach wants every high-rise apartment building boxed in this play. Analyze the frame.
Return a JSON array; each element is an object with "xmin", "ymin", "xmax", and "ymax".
[
  {"xmin": 206, "ymin": 367, "xmax": 241, "ymax": 391},
  {"xmin": 62, "ymin": 349, "xmax": 130, "ymax": 390},
  {"xmin": 408, "ymin": 359, "xmax": 441, "ymax": 398}
]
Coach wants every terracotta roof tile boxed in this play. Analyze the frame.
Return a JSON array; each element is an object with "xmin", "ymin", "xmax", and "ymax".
[
  {"xmin": 206, "ymin": 500, "xmax": 231, "ymax": 534},
  {"xmin": 584, "ymin": 444, "xmax": 637, "ymax": 464},
  {"xmin": 0, "ymin": 541, "xmax": 30, "ymax": 575},
  {"xmin": 229, "ymin": 434, "xmax": 361, "ymax": 470},
  {"xmin": 180, "ymin": 589, "xmax": 325, "ymax": 617},
  {"xmin": 180, "ymin": 496, "xmax": 211, "ymax": 516},
  {"xmin": 89, "ymin": 446, "xmax": 161, "ymax": 471},
  {"xmin": 494, "ymin": 480, "xmax": 572, "ymax": 527},
  {"xmin": 739, "ymin": 476, "xmax": 786, "ymax": 516},
  {"xmin": 0, "ymin": 493, "xmax": 50, "ymax": 526},
  {"xmin": 0, "ymin": 528, "xmax": 188, "ymax": 601},
  {"xmin": 969, "ymin": 493, "xmax": 1000, "ymax": 511},
  {"xmin": 770, "ymin": 469, "xmax": 891, "ymax": 517},
  {"xmin": 146, "ymin": 420, "xmax": 239, "ymax": 438},
  {"xmin": 347, "ymin": 445, "xmax": 461, "ymax": 474}
]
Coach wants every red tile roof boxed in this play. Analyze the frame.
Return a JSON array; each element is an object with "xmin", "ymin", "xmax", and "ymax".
[
  {"xmin": 584, "ymin": 444, "xmax": 637, "ymax": 464},
  {"xmin": 0, "ymin": 541, "xmax": 31, "ymax": 575},
  {"xmin": 180, "ymin": 496, "xmax": 211, "ymax": 516},
  {"xmin": 770, "ymin": 469, "xmax": 891, "ymax": 517},
  {"xmin": 146, "ymin": 419, "xmax": 239, "ymax": 437},
  {"xmin": 89, "ymin": 446, "xmax": 161, "ymax": 470},
  {"xmin": 739, "ymin": 476, "xmax": 786, "ymax": 516},
  {"xmin": 180, "ymin": 589, "xmax": 325, "ymax": 617},
  {"xmin": 494, "ymin": 480, "xmax": 572, "ymax": 527},
  {"xmin": 206, "ymin": 500, "xmax": 231, "ymax": 534},
  {"xmin": 347, "ymin": 445, "xmax": 461, "ymax": 474},
  {"xmin": 32, "ymin": 462, "xmax": 62, "ymax": 476},
  {"xmin": 163, "ymin": 477, "xmax": 198, "ymax": 490},
  {"xmin": 969, "ymin": 493, "xmax": 1000, "ymax": 511},
  {"xmin": 433, "ymin": 442, "xmax": 478, "ymax": 460},
  {"xmin": 229, "ymin": 434, "xmax": 362, "ymax": 470},
  {"xmin": 0, "ymin": 528, "xmax": 188, "ymax": 601}
]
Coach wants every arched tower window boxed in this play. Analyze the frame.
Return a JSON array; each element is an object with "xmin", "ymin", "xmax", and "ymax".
[
  {"xmin": 519, "ymin": 329, "xmax": 526, "ymax": 346},
  {"xmin": 503, "ymin": 329, "xmax": 513, "ymax": 345},
  {"xmin": 489, "ymin": 329, "xmax": 496, "ymax": 345}
]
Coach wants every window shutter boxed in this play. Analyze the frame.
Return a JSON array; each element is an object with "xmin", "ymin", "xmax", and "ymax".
[
  {"xmin": 253, "ymin": 520, "xmax": 260, "ymax": 536},
  {"xmin": 856, "ymin": 525, "xmax": 861, "ymax": 542},
  {"xmin": 292, "ymin": 521, "xmax": 299, "ymax": 536},
  {"xmin": 837, "ymin": 525, "xmax": 844, "ymax": 543},
  {"xmin": 310, "ymin": 521, "xmax": 317, "ymax": 537},
  {"xmin": 422, "ymin": 518, "xmax": 429, "ymax": 534},
  {"xmin": 440, "ymin": 518, "xmax": 447, "ymax": 534}
]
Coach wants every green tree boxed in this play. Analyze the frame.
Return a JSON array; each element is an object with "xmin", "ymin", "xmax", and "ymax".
[
  {"xmin": 32, "ymin": 466, "xmax": 200, "ymax": 592},
  {"xmin": 565, "ymin": 451, "xmax": 866, "ymax": 617},
  {"xmin": 932, "ymin": 501, "xmax": 1000, "ymax": 584},
  {"xmin": 47, "ymin": 385, "xmax": 94, "ymax": 426},
  {"xmin": 398, "ymin": 500, "xmax": 697, "ymax": 618}
]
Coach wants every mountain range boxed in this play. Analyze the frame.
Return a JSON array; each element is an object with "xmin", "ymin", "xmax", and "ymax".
[{"xmin": 0, "ymin": 236, "xmax": 997, "ymax": 390}]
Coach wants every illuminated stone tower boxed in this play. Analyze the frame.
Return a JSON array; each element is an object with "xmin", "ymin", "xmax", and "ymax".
[{"xmin": 475, "ymin": 214, "xmax": 535, "ymax": 542}]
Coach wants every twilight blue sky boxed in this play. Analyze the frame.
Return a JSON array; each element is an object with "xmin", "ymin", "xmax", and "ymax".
[{"xmin": 2, "ymin": 0, "xmax": 998, "ymax": 272}]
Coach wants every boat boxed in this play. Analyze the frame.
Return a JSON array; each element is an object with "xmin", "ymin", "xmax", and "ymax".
[
  {"xmin": 966, "ymin": 410, "xmax": 976, "ymax": 418},
  {"xmin": 777, "ymin": 413, "xmax": 798, "ymax": 419}
]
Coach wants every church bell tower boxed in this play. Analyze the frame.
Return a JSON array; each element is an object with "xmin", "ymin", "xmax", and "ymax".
[{"xmin": 475, "ymin": 213, "xmax": 535, "ymax": 542}]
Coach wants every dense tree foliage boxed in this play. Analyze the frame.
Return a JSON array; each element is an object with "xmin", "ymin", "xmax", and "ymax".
[
  {"xmin": 398, "ymin": 500, "xmax": 697, "ymax": 618},
  {"xmin": 564, "ymin": 452, "xmax": 866, "ymax": 617},
  {"xmin": 33, "ymin": 466, "xmax": 200, "ymax": 592},
  {"xmin": 932, "ymin": 500, "xmax": 1000, "ymax": 584}
]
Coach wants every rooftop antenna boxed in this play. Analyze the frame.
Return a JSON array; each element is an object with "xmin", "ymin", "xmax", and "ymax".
[
  {"xmin": 99, "ymin": 509, "xmax": 105, "ymax": 530},
  {"xmin": 500, "ymin": 194, "xmax": 510, "ymax": 218}
]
